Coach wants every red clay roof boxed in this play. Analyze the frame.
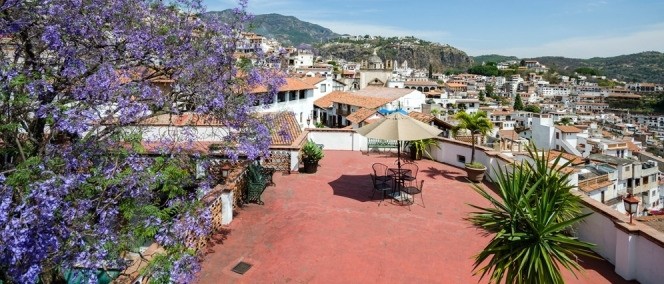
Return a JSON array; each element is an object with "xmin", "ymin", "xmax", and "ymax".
[
  {"xmin": 345, "ymin": 108, "xmax": 378, "ymax": 124},
  {"xmin": 252, "ymin": 77, "xmax": 314, "ymax": 93},
  {"xmin": 579, "ymin": 180, "xmax": 615, "ymax": 193},
  {"xmin": 298, "ymin": 76, "xmax": 326, "ymax": 86},
  {"xmin": 263, "ymin": 112, "xmax": 302, "ymax": 146},
  {"xmin": 626, "ymin": 141, "xmax": 640, "ymax": 152},
  {"xmin": 328, "ymin": 92, "xmax": 392, "ymax": 109},
  {"xmin": 408, "ymin": 112, "xmax": 435, "ymax": 124},
  {"xmin": 314, "ymin": 91, "xmax": 345, "ymax": 109},
  {"xmin": 555, "ymin": 125, "xmax": 582, "ymax": 133},
  {"xmin": 498, "ymin": 129, "xmax": 519, "ymax": 140},
  {"xmin": 549, "ymin": 150, "xmax": 585, "ymax": 165}
]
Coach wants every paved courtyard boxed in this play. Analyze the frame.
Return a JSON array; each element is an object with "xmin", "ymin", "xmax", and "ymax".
[{"xmin": 197, "ymin": 150, "xmax": 632, "ymax": 283}]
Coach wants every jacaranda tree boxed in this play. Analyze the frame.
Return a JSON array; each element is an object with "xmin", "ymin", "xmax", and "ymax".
[{"xmin": 0, "ymin": 0, "xmax": 283, "ymax": 283}]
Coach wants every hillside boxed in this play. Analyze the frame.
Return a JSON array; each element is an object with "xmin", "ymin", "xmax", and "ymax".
[
  {"xmin": 205, "ymin": 10, "xmax": 339, "ymax": 46},
  {"xmin": 532, "ymin": 52, "xmax": 664, "ymax": 83},
  {"xmin": 208, "ymin": 9, "xmax": 664, "ymax": 81},
  {"xmin": 317, "ymin": 37, "xmax": 473, "ymax": 71},
  {"xmin": 473, "ymin": 54, "xmax": 519, "ymax": 64}
]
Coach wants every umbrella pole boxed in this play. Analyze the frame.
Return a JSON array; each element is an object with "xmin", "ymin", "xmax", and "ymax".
[{"xmin": 397, "ymin": 140, "xmax": 402, "ymax": 170}]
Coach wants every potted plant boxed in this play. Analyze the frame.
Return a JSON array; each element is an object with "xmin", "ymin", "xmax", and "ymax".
[
  {"xmin": 406, "ymin": 138, "xmax": 440, "ymax": 160},
  {"xmin": 302, "ymin": 139, "xmax": 324, "ymax": 174},
  {"xmin": 452, "ymin": 111, "xmax": 493, "ymax": 182}
]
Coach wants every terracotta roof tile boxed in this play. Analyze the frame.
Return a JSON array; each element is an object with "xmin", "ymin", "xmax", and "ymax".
[
  {"xmin": 555, "ymin": 125, "xmax": 582, "ymax": 133},
  {"xmin": 549, "ymin": 150, "xmax": 585, "ymax": 165},
  {"xmin": 314, "ymin": 91, "xmax": 345, "ymax": 109},
  {"xmin": 330, "ymin": 93, "xmax": 390, "ymax": 109},
  {"xmin": 626, "ymin": 141, "xmax": 640, "ymax": 152},
  {"xmin": 298, "ymin": 77, "xmax": 326, "ymax": 86},
  {"xmin": 263, "ymin": 112, "xmax": 302, "ymax": 146},
  {"xmin": 346, "ymin": 108, "xmax": 378, "ymax": 124},
  {"xmin": 408, "ymin": 112, "xmax": 454, "ymax": 129},
  {"xmin": 252, "ymin": 77, "xmax": 314, "ymax": 93},
  {"xmin": 578, "ymin": 180, "xmax": 614, "ymax": 193},
  {"xmin": 498, "ymin": 130, "xmax": 519, "ymax": 140},
  {"xmin": 408, "ymin": 112, "xmax": 434, "ymax": 124}
]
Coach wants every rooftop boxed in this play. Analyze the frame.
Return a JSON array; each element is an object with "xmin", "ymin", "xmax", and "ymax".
[
  {"xmin": 196, "ymin": 151, "xmax": 631, "ymax": 283},
  {"xmin": 588, "ymin": 154, "xmax": 636, "ymax": 166},
  {"xmin": 556, "ymin": 125, "xmax": 583, "ymax": 133}
]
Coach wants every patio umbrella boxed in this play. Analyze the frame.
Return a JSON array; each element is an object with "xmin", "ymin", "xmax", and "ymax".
[{"xmin": 356, "ymin": 112, "xmax": 443, "ymax": 170}]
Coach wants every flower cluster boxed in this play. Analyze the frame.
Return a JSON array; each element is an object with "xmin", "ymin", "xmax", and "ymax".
[{"xmin": 0, "ymin": 0, "xmax": 283, "ymax": 283}]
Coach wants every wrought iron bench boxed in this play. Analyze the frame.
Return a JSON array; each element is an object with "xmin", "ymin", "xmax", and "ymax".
[
  {"xmin": 245, "ymin": 163, "xmax": 274, "ymax": 205},
  {"xmin": 367, "ymin": 138, "xmax": 399, "ymax": 153}
]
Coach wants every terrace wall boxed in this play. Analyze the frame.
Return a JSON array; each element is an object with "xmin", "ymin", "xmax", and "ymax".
[{"xmin": 306, "ymin": 129, "xmax": 664, "ymax": 283}]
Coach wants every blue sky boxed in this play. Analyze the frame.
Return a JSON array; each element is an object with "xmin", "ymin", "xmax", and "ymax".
[{"xmin": 204, "ymin": 0, "xmax": 664, "ymax": 59}]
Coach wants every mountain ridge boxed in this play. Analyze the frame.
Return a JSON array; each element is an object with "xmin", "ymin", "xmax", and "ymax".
[
  {"xmin": 205, "ymin": 10, "xmax": 339, "ymax": 46},
  {"xmin": 472, "ymin": 52, "xmax": 664, "ymax": 83},
  {"xmin": 208, "ymin": 9, "xmax": 664, "ymax": 83}
]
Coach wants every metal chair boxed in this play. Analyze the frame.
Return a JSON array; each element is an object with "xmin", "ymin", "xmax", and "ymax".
[
  {"xmin": 402, "ymin": 180, "xmax": 424, "ymax": 208},
  {"xmin": 372, "ymin": 163, "xmax": 393, "ymax": 184},
  {"xmin": 370, "ymin": 173, "xmax": 393, "ymax": 204},
  {"xmin": 400, "ymin": 162, "xmax": 418, "ymax": 186}
]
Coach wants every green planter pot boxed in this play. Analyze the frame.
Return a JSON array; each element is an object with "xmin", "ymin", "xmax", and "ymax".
[{"xmin": 303, "ymin": 159, "xmax": 319, "ymax": 174}]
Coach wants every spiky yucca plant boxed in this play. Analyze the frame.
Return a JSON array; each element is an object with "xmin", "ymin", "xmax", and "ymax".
[{"xmin": 467, "ymin": 146, "xmax": 595, "ymax": 284}]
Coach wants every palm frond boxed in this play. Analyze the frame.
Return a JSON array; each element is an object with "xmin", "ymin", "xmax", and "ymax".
[{"xmin": 467, "ymin": 145, "xmax": 596, "ymax": 284}]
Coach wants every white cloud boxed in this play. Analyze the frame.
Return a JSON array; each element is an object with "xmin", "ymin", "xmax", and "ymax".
[{"xmin": 468, "ymin": 23, "xmax": 664, "ymax": 58}]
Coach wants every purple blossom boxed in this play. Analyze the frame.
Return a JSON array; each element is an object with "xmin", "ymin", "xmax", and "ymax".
[
  {"xmin": 0, "ymin": 0, "xmax": 284, "ymax": 282},
  {"xmin": 41, "ymin": 25, "xmax": 62, "ymax": 48}
]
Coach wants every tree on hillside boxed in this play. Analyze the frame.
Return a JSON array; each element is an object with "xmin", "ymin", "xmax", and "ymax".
[
  {"xmin": 485, "ymin": 84, "xmax": 495, "ymax": 97},
  {"xmin": 557, "ymin": 117, "xmax": 573, "ymax": 126},
  {"xmin": 513, "ymin": 95, "xmax": 524, "ymax": 110},
  {"xmin": 575, "ymin": 67, "xmax": 600, "ymax": 76},
  {"xmin": 468, "ymin": 64, "xmax": 500, "ymax": 76},
  {"xmin": 478, "ymin": 90, "xmax": 486, "ymax": 102},
  {"xmin": 468, "ymin": 147, "xmax": 595, "ymax": 284},
  {"xmin": 524, "ymin": 105, "xmax": 542, "ymax": 113},
  {"xmin": 0, "ymin": 0, "xmax": 283, "ymax": 283}
]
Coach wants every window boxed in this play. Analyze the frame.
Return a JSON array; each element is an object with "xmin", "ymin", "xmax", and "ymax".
[
  {"xmin": 289, "ymin": 91, "xmax": 296, "ymax": 101},
  {"xmin": 625, "ymin": 166, "xmax": 630, "ymax": 172},
  {"xmin": 320, "ymin": 84, "xmax": 326, "ymax": 93},
  {"xmin": 556, "ymin": 132, "xmax": 560, "ymax": 139},
  {"xmin": 644, "ymin": 176, "xmax": 649, "ymax": 185},
  {"xmin": 277, "ymin": 92, "xmax": 285, "ymax": 102},
  {"xmin": 299, "ymin": 90, "xmax": 306, "ymax": 99},
  {"xmin": 457, "ymin": 155, "xmax": 466, "ymax": 163}
]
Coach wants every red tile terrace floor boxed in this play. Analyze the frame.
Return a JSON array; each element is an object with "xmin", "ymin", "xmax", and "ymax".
[{"xmin": 197, "ymin": 150, "xmax": 634, "ymax": 284}]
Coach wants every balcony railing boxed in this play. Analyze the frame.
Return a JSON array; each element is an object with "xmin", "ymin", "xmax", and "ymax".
[{"xmin": 336, "ymin": 109, "xmax": 350, "ymax": 116}]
